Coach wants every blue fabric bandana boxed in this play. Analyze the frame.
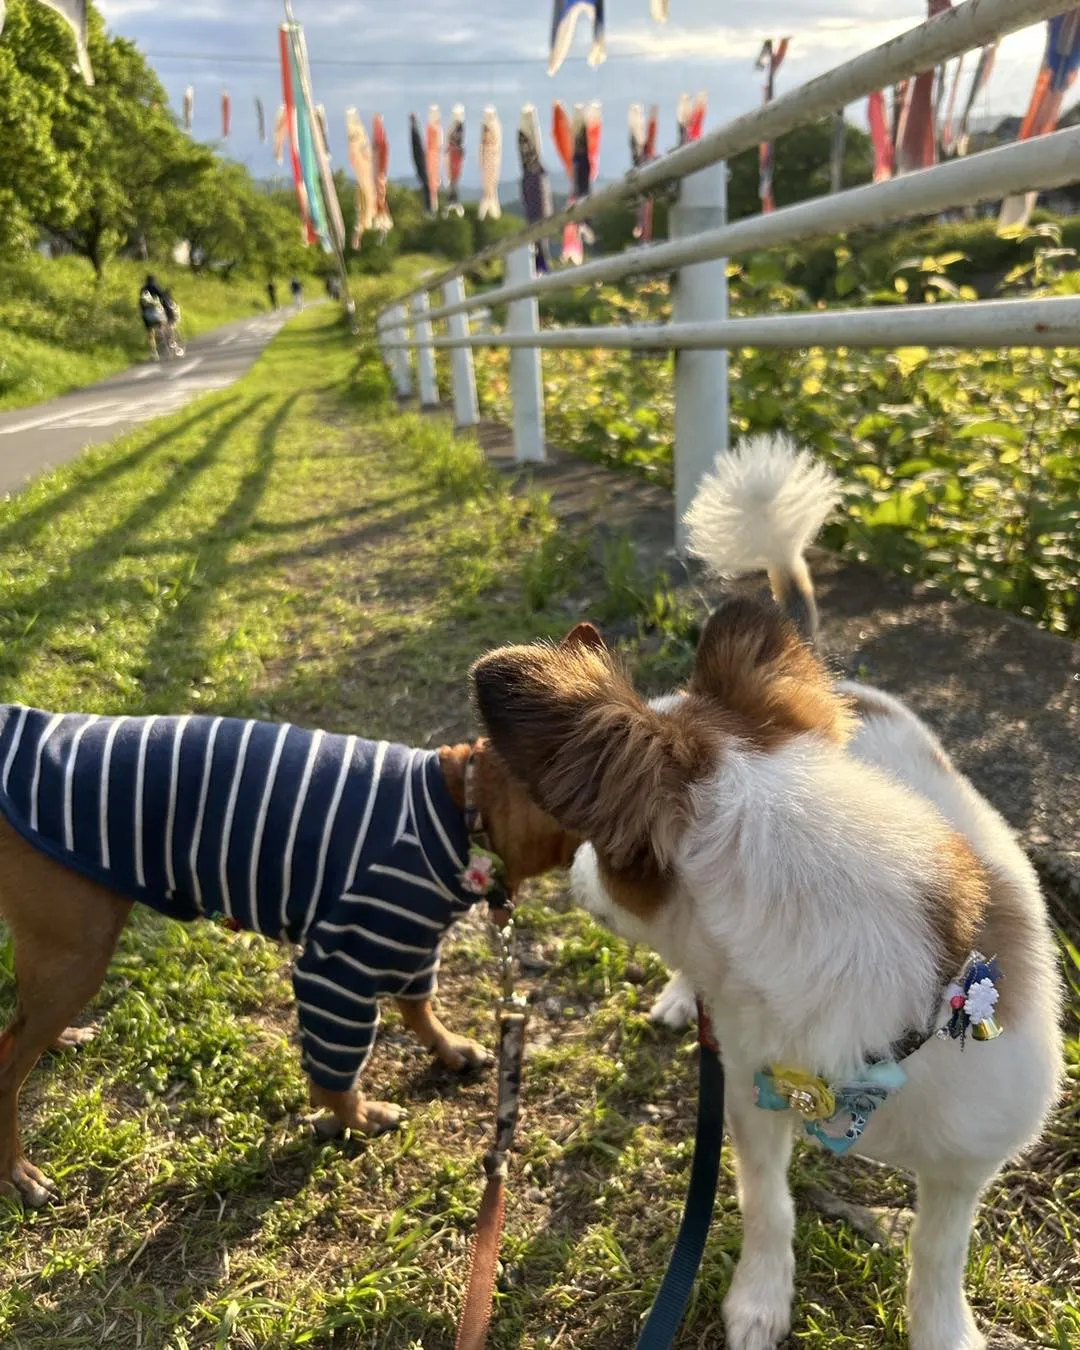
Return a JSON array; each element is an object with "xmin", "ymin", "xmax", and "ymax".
[
  {"xmin": 754, "ymin": 1060, "xmax": 907, "ymax": 1155},
  {"xmin": 753, "ymin": 951, "xmax": 1003, "ymax": 1155}
]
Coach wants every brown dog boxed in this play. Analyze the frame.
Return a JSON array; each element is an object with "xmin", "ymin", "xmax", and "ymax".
[{"xmin": 0, "ymin": 624, "xmax": 600, "ymax": 1207}]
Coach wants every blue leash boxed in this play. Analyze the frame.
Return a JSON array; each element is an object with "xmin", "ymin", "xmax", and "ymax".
[{"xmin": 634, "ymin": 1001, "xmax": 726, "ymax": 1350}]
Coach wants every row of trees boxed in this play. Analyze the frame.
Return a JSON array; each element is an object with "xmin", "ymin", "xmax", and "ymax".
[{"xmin": 0, "ymin": 1, "xmax": 306, "ymax": 277}]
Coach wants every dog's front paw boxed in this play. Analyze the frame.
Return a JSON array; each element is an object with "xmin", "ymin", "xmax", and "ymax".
[
  {"xmin": 648, "ymin": 972, "xmax": 697, "ymax": 1030},
  {"xmin": 433, "ymin": 1031, "xmax": 492, "ymax": 1073},
  {"xmin": 310, "ymin": 1084, "xmax": 407, "ymax": 1138},
  {"xmin": 338, "ymin": 1099, "xmax": 407, "ymax": 1136},
  {"xmin": 908, "ymin": 1307, "xmax": 985, "ymax": 1350},
  {"xmin": 723, "ymin": 1296, "xmax": 792, "ymax": 1350},
  {"xmin": 724, "ymin": 1258, "xmax": 794, "ymax": 1350}
]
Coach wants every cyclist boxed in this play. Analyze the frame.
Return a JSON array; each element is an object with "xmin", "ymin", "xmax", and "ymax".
[
  {"xmin": 139, "ymin": 277, "xmax": 166, "ymax": 359},
  {"xmin": 139, "ymin": 275, "xmax": 183, "ymax": 359}
]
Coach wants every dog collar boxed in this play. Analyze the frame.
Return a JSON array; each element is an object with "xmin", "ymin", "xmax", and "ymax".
[
  {"xmin": 753, "ymin": 951, "xmax": 1003, "ymax": 1154},
  {"xmin": 460, "ymin": 751, "xmax": 511, "ymax": 920}
]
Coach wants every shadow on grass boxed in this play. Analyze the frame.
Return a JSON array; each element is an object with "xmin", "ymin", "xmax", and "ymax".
[
  {"xmin": 0, "ymin": 396, "xmax": 241, "ymax": 556},
  {"xmin": 0, "ymin": 396, "xmax": 268, "ymax": 688},
  {"xmin": 136, "ymin": 392, "xmax": 300, "ymax": 708},
  {"xmin": 14, "ymin": 1124, "xmax": 351, "ymax": 1347}
]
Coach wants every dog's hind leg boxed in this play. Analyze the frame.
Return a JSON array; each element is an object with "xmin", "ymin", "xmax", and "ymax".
[
  {"xmin": 907, "ymin": 1165, "xmax": 990, "ymax": 1350},
  {"xmin": 723, "ymin": 1070, "xmax": 798, "ymax": 1350},
  {"xmin": 396, "ymin": 997, "xmax": 492, "ymax": 1071},
  {"xmin": 0, "ymin": 839, "xmax": 131, "ymax": 1206},
  {"xmin": 308, "ymin": 1082, "xmax": 407, "ymax": 1136}
]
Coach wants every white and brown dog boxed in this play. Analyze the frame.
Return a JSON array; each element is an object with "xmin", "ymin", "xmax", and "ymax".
[{"xmin": 471, "ymin": 437, "xmax": 1064, "ymax": 1350}]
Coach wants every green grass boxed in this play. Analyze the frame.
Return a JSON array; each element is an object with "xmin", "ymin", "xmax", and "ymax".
[
  {"xmin": 0, "ymin": 281, "xmax": 1076, "ymax": 1349},
  {"xmin": 0, "ymin": 253, "xmax": 287, "ymax": 412}
]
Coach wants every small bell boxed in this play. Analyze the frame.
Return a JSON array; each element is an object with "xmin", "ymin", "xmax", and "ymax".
[{"xmin": 971, "ymin": 1015, "xmax": 1002, "ymax": 1042}]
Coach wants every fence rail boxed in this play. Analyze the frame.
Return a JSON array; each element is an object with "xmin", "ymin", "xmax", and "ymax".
[
  {"xmin": 377, "ymin": 0, "xmax": 1080, "ymax": 550},
  {"xmin": 380, "ymin": 296, "xmax": 1080, "ymax": 351},
  {"xmin": 400, "ymin": 129, "xmax": 1080, "ymax": 326}
]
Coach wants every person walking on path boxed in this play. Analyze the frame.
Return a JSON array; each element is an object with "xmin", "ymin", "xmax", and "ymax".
[
  {"xmin": 138, "ymin": 275, "xmax": 183, "ymax": 360},
  {"xmin": 290, "ymin": 276, "xmax": 305, "ymax": 312},
  {"xmin": 267, "ymin": 279, "xmax": 278, "ymax": 310}
]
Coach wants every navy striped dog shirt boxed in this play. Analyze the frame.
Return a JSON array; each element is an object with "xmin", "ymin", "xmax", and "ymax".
[{"xmin": 0, "ymin": 705, "xmax": 476, "ymax": 1091}]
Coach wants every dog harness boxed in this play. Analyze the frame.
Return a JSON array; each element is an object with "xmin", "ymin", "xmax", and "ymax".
[{"xmin": 0, "ymin": 705, "xmax": 476, "ymax": 1091}]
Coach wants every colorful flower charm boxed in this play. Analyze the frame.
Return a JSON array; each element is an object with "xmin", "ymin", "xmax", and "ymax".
[
  {"xmin": 460, "ymin": 846, "xmax": 504, "ymax": 897},
  {"xmin": 943, "ymin": 953, "xmax": 1003, "ymax": 1043}
]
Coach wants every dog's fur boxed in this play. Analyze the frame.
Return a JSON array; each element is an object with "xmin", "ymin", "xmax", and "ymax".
[
  {"xmin": 472, "ymin": 438, "xmax": 1064, "ymax": 1350},
  {"xmin": 0, "ymin": 625, "xmax": 597, "ymax": 1208}
]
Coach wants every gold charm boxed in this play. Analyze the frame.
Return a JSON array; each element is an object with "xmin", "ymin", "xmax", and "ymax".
[
  {"xmin": 770, "ymin": 1066, "xmax": 836, "ymax": 1122},
  {"xmin": 971, "ymin": 1015, "xmax": 1002, "ymax": 1042}
]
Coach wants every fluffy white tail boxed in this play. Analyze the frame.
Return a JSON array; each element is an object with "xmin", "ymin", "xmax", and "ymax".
[{"xmin": 684, "ymin": 434, "xmax": 840, "ymax": 637}]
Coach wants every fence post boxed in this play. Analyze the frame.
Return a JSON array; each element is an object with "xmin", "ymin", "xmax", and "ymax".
[
  {"xmin": 505, "ymin": 246, "xmax": 545, "ymax": 462},
  {"xmin": 444, "ymin": 277, "xmax": 479, "ymax": 428},
  {"xmin": 386, "ymin": 303, "xmax": 413, "ymax": 400},
  {"xmin": 412, "ymin": 292, "xmax": 439, "ymax": 408},
  {"xmin": 670, "ymin": 159, "xmax": 729, "ymax": 554}
]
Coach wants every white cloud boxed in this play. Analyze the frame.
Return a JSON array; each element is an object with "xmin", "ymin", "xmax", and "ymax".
[{"xmin": 614, "ymin": 16, "xmax": 917, "ymax": 64}]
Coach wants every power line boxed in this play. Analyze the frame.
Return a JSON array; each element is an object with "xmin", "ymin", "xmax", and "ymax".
[{"xmin": 145, "ymin": 49, "xmax": 645, "ymax": 68}]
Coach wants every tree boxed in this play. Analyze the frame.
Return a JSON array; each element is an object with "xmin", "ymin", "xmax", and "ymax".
[
  {"xmin": 0, "ymin": 1, "xmax": 308, "ymax": 277},
  {"xmin": 0, "ymin": 0, "xmax": 82, "ymax": 250},
  {"xmin": 170, "ymin": 160, "xmax": 305, "ymax": 278},
  {"xmin": 4, "ymin": 4, "xmax": 191, "ymax": 274}
]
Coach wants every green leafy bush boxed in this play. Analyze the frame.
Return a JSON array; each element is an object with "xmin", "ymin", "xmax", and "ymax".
[{"xmin": 471, "ymin": 233, "xmax": 1079, "ymax": 636}]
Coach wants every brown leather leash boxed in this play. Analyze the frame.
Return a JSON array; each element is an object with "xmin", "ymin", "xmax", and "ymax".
[{"xmin": 454, "ymin": 918, "xmax": 527, "ymax": 1350}]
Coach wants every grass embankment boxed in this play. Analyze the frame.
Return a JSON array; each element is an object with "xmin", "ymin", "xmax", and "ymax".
[
  {"xmin": 0, "ymin": 288, "xmax": 1076, "ymax": 1349},
  {"xmin": 0, "ymin": 254, "xmax": 283, "ymax": 411}
]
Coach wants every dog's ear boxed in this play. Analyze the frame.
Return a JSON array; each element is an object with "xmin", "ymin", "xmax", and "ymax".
[
  {"xmin": 471, "ymin": 641, "xmax": 716, "ymax": 872},
  {"xmin": 560, "ymin": 621, "xmax": 605, "ymax": 652},
  {"xmin": 690, "ymin": 597, "xmax": 854, "ymax": 745}
]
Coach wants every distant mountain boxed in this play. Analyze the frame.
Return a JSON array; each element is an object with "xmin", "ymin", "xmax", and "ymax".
[{"xmin": 390, "ymin": 176, "xmax": 522, "ymax": 204}]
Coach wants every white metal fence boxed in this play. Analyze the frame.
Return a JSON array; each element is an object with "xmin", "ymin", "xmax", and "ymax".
[{"xmin": 378, "ymin": 0, "xmax": 1080, "ymax": 549}]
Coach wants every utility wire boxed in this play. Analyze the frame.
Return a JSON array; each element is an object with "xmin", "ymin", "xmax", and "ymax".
[
  {"xmin": 145, "ymin": 50, "xmax": 647, "ymax": 68},
  {"xmin": 142, "ymin": 15, "xmax": 930, "ymax": 70}
]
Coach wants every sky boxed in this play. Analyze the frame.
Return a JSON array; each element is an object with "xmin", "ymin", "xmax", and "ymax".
[{"xmin": 97, "ymin": 0, "xmax": 1050, "ymax": 189}]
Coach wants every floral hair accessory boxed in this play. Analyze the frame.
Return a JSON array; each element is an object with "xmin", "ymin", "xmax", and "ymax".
[
  {"xmin": 964, "ymin": 977, "xmax": 999, "ymax": 1024},
  {"xmin": 460, "ymin": 845, "xmax": 506, "ymax": 898},
  {"xmin": 940, "ymin": 951, "xmax": 1002, "ymax": 1045}
]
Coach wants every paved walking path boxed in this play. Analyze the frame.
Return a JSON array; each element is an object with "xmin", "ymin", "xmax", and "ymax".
[{"xmin": 0, "ymin": 309, "xmax": 292, "ymax": 497}]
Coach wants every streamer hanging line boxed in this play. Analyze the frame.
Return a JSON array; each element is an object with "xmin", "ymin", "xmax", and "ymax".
[{"xmin": 756, "ymin": 39, "xmax": 790, "ymax": 212}]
